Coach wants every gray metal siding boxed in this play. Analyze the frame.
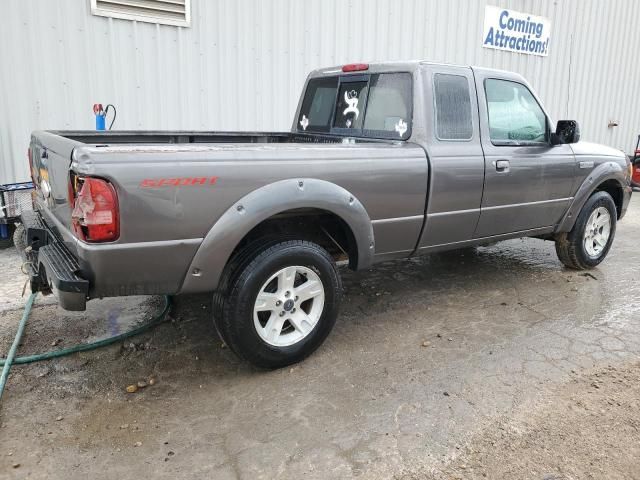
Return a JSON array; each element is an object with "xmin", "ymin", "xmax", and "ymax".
[{"xmin": 1, "ymin": 0, "xmax": 639, "ymax": 183}]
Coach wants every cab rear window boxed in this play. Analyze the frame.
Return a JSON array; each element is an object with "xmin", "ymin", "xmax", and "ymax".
[{"xmin": 297, "ymin": 72, "xmax": 412, "ymax": 139}]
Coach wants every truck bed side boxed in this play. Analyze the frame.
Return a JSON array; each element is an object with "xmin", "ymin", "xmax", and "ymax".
[{"xmin": 29, "ymin": 135, "xmax": 428, "ymax": 298}]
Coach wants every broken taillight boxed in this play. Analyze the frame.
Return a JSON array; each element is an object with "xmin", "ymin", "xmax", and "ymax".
[{"xmin": 71, "ymin": 177, "xmax": 119, "ymax": 242}]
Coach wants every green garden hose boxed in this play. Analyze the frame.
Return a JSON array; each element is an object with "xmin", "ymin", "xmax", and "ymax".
[
  {"xmin": 0, "ymin": 294, "xmax": 171, "ymax": 401},
  {"xmin": 0, "ymin": 293, "xmax": 37, "ymax": 400}
]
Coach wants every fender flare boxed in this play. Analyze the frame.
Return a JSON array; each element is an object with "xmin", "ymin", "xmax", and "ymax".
[
  {"xmin": 556, "ymin": 161, "xmax": 626, "ymax": 233},
  {"xmin": 179, "ymin": 178, "xmax": 375, "ymax": 293}
]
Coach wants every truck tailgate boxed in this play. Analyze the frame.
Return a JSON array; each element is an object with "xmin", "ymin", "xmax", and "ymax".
[{"xmin": 29, "ymin": 131, "xmax": 84, "ymax": 242}]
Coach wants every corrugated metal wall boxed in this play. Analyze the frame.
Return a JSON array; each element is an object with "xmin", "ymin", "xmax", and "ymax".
[{"xmin": 1, "ymin": 0, "xmax": 639, "ymax": 183}]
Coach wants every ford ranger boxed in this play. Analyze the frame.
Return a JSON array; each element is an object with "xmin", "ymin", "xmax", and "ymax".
[{"xmin": 23, "ymin": 61, "xmax": 633, "ymax": 368}]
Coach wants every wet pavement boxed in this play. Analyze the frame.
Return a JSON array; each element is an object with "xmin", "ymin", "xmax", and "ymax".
[
  {"xmin": 0, "ymin": 248, "xmax": 56, "ymax": 312},
  {"xmin": 0, "ymin": 197, "xmax": 638, "ymax": 479}
]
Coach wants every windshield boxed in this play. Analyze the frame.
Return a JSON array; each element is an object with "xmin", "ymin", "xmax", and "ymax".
[{"xmin": 297, "ymin": 72, "xmax": 413, "ymax": 139}]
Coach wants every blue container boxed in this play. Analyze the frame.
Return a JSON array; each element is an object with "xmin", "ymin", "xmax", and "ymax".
[{"xmin": 96, "ymin": 113, "xmax": 106, "ymax": 130}]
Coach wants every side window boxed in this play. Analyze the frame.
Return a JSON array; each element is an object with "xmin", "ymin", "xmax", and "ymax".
[
  {"xmin": 485, "ymin": 79, "xmax": 547, "ymax": 145},
  {"xmin": 433, "ymin": 73, "xmax": 473, "ymax": 140}
]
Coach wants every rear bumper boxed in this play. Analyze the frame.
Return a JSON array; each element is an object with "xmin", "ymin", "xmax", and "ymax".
[
  {"xmin": 25, "ymin": 207, "xmax": 201, "ymax": 305},
  {"xmin": 20, "ymin": 211, "xmax": 89, "ymax": 311}
]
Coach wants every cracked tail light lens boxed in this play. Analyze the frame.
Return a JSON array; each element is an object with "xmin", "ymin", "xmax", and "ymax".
[{"xmin": 71, "ymin": 177, "xmax": 119, "ymax": 242}]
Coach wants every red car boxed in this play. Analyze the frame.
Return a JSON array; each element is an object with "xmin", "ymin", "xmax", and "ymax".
[
  {"xmin": 633, "ymin": 136, "xmax": 640, "ymax": 189},
  {"xmin": 633, "ymin": 157, "xmax": 640, "ymax": 187}
]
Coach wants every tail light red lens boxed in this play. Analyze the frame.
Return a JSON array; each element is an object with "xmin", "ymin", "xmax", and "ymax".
[
  {"xmin": 71, "ymin": 177, "xmax": 119, "ymax": 242},
  {"xmin": 342, "ymin": 63, "xmax": 369, "ymax": 72}
]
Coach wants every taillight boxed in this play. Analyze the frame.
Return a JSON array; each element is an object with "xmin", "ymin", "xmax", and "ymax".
[
  {"xmin": 342, "ymin": 63, "xmax": 369, "ymax": 72},
  {"xmin": 71, "ymin": 177, "xmax": 119, "ymax": 242}
]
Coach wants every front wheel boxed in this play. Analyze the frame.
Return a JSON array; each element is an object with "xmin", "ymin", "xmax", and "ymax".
[
  {"xmin": 214, "ymin": 240, "xmax": 342, "ymax": 369},
  {"xmin": 555, "ymin": 191, "xmax": 617, "ymax": 270}
]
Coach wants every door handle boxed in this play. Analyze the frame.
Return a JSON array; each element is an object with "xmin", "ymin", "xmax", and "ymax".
[{"xmin": 494, "ymin": 159, "xmax": 510, "ymax": 172}]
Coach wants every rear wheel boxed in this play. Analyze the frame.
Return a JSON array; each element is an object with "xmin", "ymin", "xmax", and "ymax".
[
  {"xmin": 214, "ymin": 239, "xmax": 342, "ymax": 369},
  {"xmin": 555, "ymin": 191, "xmax": 617, "ymax": 270}
]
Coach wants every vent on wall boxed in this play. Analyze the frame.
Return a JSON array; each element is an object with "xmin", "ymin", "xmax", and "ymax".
[{"xmin": 90, "ymin": 0, "xmax": 191, "ymax": 27}]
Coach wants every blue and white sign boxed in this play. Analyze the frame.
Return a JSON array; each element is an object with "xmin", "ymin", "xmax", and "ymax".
[{"xmin": 483, "ymin": 5, "xmax": 551, "ymax": 57}]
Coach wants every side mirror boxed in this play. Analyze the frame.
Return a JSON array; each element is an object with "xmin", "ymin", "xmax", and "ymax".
[{"xmin": 551, "ymin": 120, "xmax": 580, "ymax": 145}]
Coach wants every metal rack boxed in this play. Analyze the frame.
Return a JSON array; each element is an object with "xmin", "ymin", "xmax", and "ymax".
[{"xmin": 0, "ymin": 181, "xmax": 34, "ymax": 246}]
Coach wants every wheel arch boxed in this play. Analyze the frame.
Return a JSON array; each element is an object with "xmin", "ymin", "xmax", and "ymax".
[
  {"xmin": 556, "ymin": 162, "xmax": 627, "ymax": 233},
  {"xmin": 594, "ymin": 179, "xmax": 624, "ymax": 219},
  {"xmin": 228, "ymin": 207, "xmax": 360, "ymax": 268},
  {"xmin": 179, "ymin": 178, "xmax": 374, "ymax": 293}
]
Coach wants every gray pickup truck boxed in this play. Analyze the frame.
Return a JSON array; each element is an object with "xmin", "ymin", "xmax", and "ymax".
[{"xmin": 24, "ymin": 60, "xmax": 632, "ymax": 368}]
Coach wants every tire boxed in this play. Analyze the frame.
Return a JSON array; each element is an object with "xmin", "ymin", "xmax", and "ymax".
[
  {"xmin": 214, "ymin": 239, "xmax": 342, "ymax": 369},
  {"xmin": 212, "ymin": 236, "xmax": 285, "ymax": 355},
  {"xmin": 555, "ymin": 191, "xmax": 617, "ymax": 270}
]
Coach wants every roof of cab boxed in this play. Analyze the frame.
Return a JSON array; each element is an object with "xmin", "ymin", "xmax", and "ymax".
[{"xmin": 309, "ymin": 59, "xmax": 520, "ymax": 80}]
